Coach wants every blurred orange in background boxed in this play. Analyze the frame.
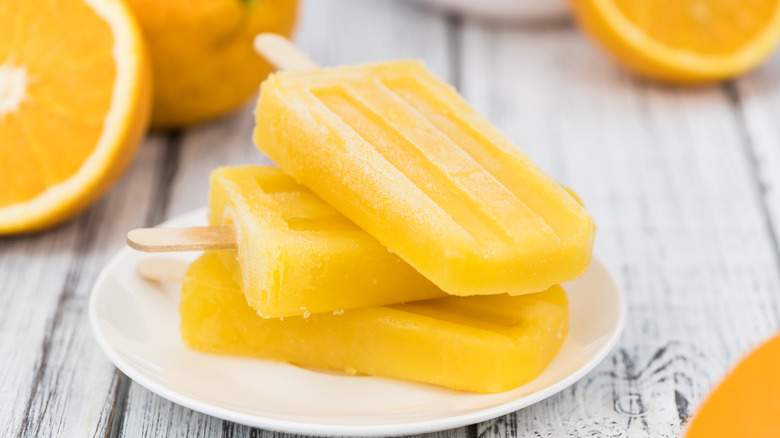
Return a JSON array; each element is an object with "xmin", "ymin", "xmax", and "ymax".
[
  {"xmin": 571, "ymin": 0, "xmax": 780, "ymax": 83},
  {"xmin": 126, "ymin": 0, "xmax": 298, "ymax": 128}
]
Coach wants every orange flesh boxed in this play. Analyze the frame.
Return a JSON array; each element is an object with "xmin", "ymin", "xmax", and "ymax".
[
  {"xmin": 613, "ymin": 0, "xmax": 779, "ymax": 55},
  {"xmin": 0, "ymin": 0, "xmax": 115, "ymax": 206},
  {"xmin": 686, "ymin": 332, "xmax": 780, "ymax": 437}
]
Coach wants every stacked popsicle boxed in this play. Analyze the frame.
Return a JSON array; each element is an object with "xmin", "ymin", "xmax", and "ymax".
[{"xmin": 141, "ymin": 36, "xmax": 594, "ymax": 393}]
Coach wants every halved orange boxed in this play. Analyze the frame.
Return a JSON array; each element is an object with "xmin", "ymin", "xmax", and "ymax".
[
  {"xmin": 685, "ymin": 332, "xmax": 780, "ymax": 437},
  {"xmin": 0, "ymin": 0, "xmax": 151, "ymax": 234},
  {"xmin": 570, "ymin": 0, "xmax": 780, "ymax": 82}
]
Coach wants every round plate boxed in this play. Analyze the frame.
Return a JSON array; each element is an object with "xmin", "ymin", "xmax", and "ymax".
[{"xmin": 89, "ymin": 208, "xmax": 625, "ymax": 436}]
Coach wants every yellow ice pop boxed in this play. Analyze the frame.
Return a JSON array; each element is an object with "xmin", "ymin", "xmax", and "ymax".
[
  {"xmin": 255, "ymin": 60, "xmax": 594, "ymax": 296},
  {"xmin": 180, "ymin": 251, "xmax": 569, "ymax": 393},
  {"xmin": 209, "ymin": 166, "xmax": 444, "ymax": 318}
]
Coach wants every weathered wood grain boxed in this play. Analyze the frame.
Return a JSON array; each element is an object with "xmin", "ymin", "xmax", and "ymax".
[
  {"xmin": 0, "ymin": 134, "xmax": 172, "ymax": 437},
  {"xmin": 0, "ymin": 219, "xmax": 80, "ymax": 437},
  {"xmin": 729, "ymin": 53, "xmax": 780, "ymax": 259},
  {"xmin": 459, "ymin": 20, "xmax": 780, "ymax": 438}
]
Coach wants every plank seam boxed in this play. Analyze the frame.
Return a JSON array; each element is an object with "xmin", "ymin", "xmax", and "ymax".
[
  {"xmin": 17, "ymin": 203, "xmax": 105, "ymax": 438},
  {"xmin": 453, "ymin": 15, "xmax": 574, "ymax": 35},
  {"xmin": 445, "ymin": 13, "xmax": 463, "ymax": 92},
  {"xmin": 105, "ymin": 370, "xmax": 130, "ymax": 438},
  {"xmin": 723, "ymin": 82, "xmax": 780, "ymax": 320},
  {"xmin": 144, "ymin": 132, "xmax": 184, "ymax": 227},
  {"xmin": 112, "ymin": 131, "xmax": 184, "ymax": 436}
]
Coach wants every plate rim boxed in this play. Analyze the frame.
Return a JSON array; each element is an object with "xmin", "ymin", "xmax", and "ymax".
[{"xmin": 89, "ymin": 207, "xmax": 626, "ymax": 436}]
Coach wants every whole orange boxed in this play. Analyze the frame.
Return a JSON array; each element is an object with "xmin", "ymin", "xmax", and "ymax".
[{"xmin": 125, "ymin": 0, "xmax": 298, "ymax": 128}]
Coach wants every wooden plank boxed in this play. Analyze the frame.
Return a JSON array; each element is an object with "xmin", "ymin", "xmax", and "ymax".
[
  {"xmin": 729, "ymin": 53, "xmax": 780, "ymax": 259},
  {"xmin": 294, "ymin": 0, "xmax": 454, "ymax": 81},
  {"xmin": 118, "ymin": 0, "xmax": 459, "ymax": 436},
  {"xmin": 0, "ymin": 213, "xmax": 79, "ymax": 436},
  {"xmin": 459, "ymin": 21, "xmax": 780, "ymax": 438},
  {"xmin": 0, "ymin": 134, "xmax": 170, "ymax": 437}
]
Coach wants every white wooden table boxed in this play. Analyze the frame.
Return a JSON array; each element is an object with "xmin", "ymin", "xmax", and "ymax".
[{"xmin": 4, "ymin": 1, "xmax": 780, "ymax": 436}]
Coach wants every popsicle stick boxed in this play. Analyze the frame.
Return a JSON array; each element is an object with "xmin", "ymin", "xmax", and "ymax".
[
  {"xmin": 127, "ymin": 226, "xmax": 236, "ymax": 252},
  {"xmin": 254, "ymin": 33, "xmax": 319, "ymax": 71},
  {"xmin": 136, "ymin": 257, "xmax": 190, "ymax": 282}
]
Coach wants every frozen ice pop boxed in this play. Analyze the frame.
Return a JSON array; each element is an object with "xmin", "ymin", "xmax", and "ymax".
[
  {"xmin": 254, "ymin": 60, "xmax": 594, "ymax": 296},
  {"xmin": 180, "ymin": 251, "xmax": 570, "ymax": 393},
  {"xmin": 209, "ymin": 166, "xmax": 445, "ymax": 318}
]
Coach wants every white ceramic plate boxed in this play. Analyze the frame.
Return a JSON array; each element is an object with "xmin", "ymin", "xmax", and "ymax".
[{"xmin": 90, "ymin": 208, "xmax": 625, "ymax": 436}]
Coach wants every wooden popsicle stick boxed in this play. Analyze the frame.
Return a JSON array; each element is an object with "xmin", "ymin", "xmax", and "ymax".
[
  {"xmin": 127, "ymin": 225, "xmax": 236, "ymax": 252},
  {"xmin": 136, "ymin": 257, "xmax": 190, "ymax": 282},
  {"xmin": 253, "ymin": 33, "xmax": 319, "ymax": 71}
]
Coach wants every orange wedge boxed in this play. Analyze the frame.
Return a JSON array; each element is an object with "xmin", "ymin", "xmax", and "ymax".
[
  {"xmin": 685, "ymin": 332, "xmax": 780, "ymax": 437},
  {"xmin": 570, "ymin": 0, "xmax": 780, "ymax": 82},
  {"xmin": 0, "ymin": 0, "xmax": 151, "ymax": 234}
]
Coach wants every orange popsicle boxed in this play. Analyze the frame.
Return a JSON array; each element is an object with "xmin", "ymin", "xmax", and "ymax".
[
  {"xmin": 209, "ymin": 166, "xmax": 445, "ymax": 318},
  {"xmin": 180, "ymin": 251, "xmax": 570, "ymax": 393},
  {"xmin": 255, "ymin": 61, "xmax": 594, "ymax": 296}
]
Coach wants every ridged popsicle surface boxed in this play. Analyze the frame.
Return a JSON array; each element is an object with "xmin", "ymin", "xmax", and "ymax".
[{"xmin": 255, "ymin": 61, "xmax": 594, "ymax": 295}]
